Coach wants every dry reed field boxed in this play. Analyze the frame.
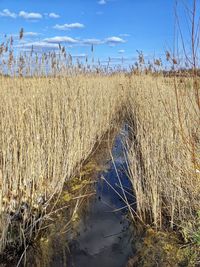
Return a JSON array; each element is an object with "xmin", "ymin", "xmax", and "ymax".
[
  {"xmin": 0, "ymin": 69, "xmax": 200, "ymax": 265},
  {"xmin": 0, "ymin": 73, "xmax": 128, "ymax": 256},
  {"xmin": 127, "ymin": 74, "xmax": 200, "ymax": 236}
]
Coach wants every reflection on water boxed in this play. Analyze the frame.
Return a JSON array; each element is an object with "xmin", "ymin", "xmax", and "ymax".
[{"xmin": 67, "ymin": 132, "xmax": 135, "ymax": 267}]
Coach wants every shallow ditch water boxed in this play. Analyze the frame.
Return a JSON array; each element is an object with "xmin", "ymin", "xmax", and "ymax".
[{"xmin": 66, "ymin": 132, "xmax": 135, "ymax": 267}]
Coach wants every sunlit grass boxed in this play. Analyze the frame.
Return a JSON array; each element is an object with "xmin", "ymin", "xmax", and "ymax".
[{"xmin": 0, "ymin": 73, "xmax": 128, "ymax": 254}]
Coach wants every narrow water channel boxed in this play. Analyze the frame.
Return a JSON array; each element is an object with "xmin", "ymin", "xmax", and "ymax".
[{"xmin": 67, "ymin": 132, "xmax": 135, "ymax": 267}]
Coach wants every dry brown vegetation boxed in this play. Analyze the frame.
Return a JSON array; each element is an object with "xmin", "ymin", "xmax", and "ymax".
[
  {"xmin": 126, "ymin": 74, "xmax": 200, "ymax": 235},
  {"xmin": 0, "ymin": 68, "xmax": 199, "ymax": 264},
  {"xmin": 125, "ymin": 3, "xmax": 200, "ymax": 257},
  {"xmin": 0, "ymin": 73, "xmax": 128, "ymax": 255}
]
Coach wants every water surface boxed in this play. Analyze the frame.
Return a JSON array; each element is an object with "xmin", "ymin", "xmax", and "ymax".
[{"xmin": 67, "ymin": 132, "xmax": 135, "ymax": 267}]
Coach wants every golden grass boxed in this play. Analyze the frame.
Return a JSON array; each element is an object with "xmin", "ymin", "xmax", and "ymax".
[
  {"xmin": 127, "ymin": 75, "xmax": 200, "ymax": 231},
  {"xmin": 0, "ymin": 69, "xmax": 199, "ymax": 260},
  {"xmin": 0, "ymin": 74, "xmax": 128, "ymax": 252}
]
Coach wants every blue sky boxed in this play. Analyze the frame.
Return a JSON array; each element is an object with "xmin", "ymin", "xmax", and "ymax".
[{"xmin": 0, "ymin": 0, "xmax": 198, "ymax": 65}]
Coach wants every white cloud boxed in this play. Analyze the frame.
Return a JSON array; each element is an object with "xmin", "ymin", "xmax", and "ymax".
[
  {"xmin": 43, "ymin": 35, "xmax": 126, "ymax": 47},
  {"xmin": 44, "ymin": 36, "xmax": 79, "ymax": 44},
  {"xmin": 83, "ymin": 39, "xmax": 102, "ymax": 45},
  {"xmin": 23, "ymin": 32, "xmax": 40, "ymax": 37},
  {"xmin": 0, "ymin": 9, "xmax": 17, "ymax": 18},
  {"xmin": 98, "ymin": 0, "xmax": 107, "ymax": 5},
  {"xmin": 49, "ymin": 12, "xmax": 60, "ymax": 18},
  {"xmin": 53, "ymin": 23, "xmax": 84, "ymax": 30},
  {"xmin": 19, "ymin": 11, "xmax": 43, "ymax": 19},
  {"xmin": 119, "ymin": 33, "xmax": 130, "ymax": 37},
  {"xmin": 105, "ymin": 36, "xmax": 126, "ymax": 45},
  {"xmin": 16, "ymin": 41, "xmax": 59, "ymax": 50},
  {"xmin": 82, "ymin": 37, "xmax": 126, "ymax": 46},
  {"xmin": 15, "ymin": 33, "xmax": 127, "ymax": 51},
  {"xmin": 0, "ymin": 9, "xmax": 55, "ymax": 20}
]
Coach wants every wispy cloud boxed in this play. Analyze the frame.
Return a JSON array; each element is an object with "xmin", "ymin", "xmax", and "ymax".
[
  {"xmin": 98, "ymin": 0, "xmax": 107, "ymax": 5},
  {"xmin": 118, "ymin": 49, "xmax": 125, "ymax": 54},
  {"xmin": 23, "ymin": 32, "xmax": 41, "ymax": 37},
  {"xmin": 16, "ymin": 41, "xmax": 59, "ymax": 50},
  {"xmin": 82, "ymin": 37, "xmax": 126, "ymax": 46},
  {"xmin": 82, "ymin": 39, "xmax": 102, "ymax": 45},
  {"xmin": 19, "ymin": 11, "xmax": 43, "ymax": 20},
  {"xmin": 44, "ymin": 36, "xmax": 79, "ymax": 44},
  {"xmin": 16, "ymin": 34, "xmax": 127, "ymax": 52},
  {"xmin": 49, "ymin": 12, "xmax": 60, "ymax": 18},
  {"xmin": 105, "ymin": 36, "xmax": 126, "ymax": 45},
  {"xmin": 53, "ymin": 23, "xmax": 84, "ymax": 30},
  {"xmin": 0, "ymin": 9, "xmax": 17, "ymax": 18},
  {"xmin": 0, "ymin": 9, "xmax": 59, "ymax": 20},
  {"xmin": 9, "ymin": 32, "xmax": 40, "ymax": 39},
  {"xmin": 44, "ymin": 36, "xmax": 125, "ymax": 46},
  {"xmin": 119, "ymin": 33, "xmax": 130, "ymax": 37}
]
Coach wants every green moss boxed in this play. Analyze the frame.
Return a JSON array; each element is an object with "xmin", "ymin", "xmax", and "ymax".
[
  {"xmin": 127, "ymin": 228, "xmax": 199, "ymax": 267},
  {"xmin": 181, "ymin": 211, "xmax": 200, "ymax": 247}
]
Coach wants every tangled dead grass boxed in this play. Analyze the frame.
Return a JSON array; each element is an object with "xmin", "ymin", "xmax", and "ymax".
[
  {"xmin": 0, "ymin": 70, "xmax": 199, "ymax": 265},
  {"xmin": 0, "ymin": 72, "xmax": 199, "ymax": 264},
  {"xmin": 0, "ymin": 73, "xmax": 128, "ymax": 254},
  {"xmin": 126, "ymin": 74, "xmax": 200, "ymax": 232}
]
